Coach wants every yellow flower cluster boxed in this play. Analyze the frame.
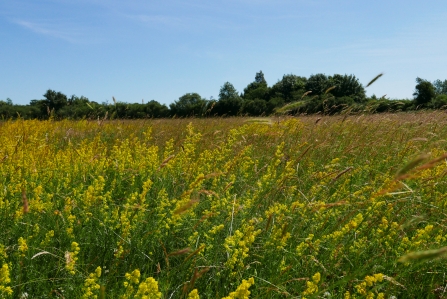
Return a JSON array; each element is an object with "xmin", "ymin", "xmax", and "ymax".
[
  {"xmin": 224, "ymin": 222, "xmax": 261, "ymax": 273},
  {"xmin": 324, "ymin": 213, "xmax": 363, "ymax": 242},
  {"xmin": 0, "ymin": 264, "xmax": 13, "ymax": 295},
  {"xmin": 371, "ymin": 217, "xmax": 400, "ymax": 251},
  {"xmin": 122, "ymin": 269, "xmax": 141, "ymax": 298},
  {"xmin": 65, "ymin": 241, "xmax": 80, "ymax": 275},
  {"xmin": 296, "ymin": 233, "xmax": 321, "ymax": 257},
  {"xmin": 81, "ymin": 266, "xmax": 102, "ymax": 299},
  {"xmin": 222, "ymin": 277, "xmax": 255, "ymax": 299},
  {"xmin": 187, "ymin": 289, "xmax": 200, "ymax": 299},
  {"xmin": 302, "ymin": 272, "xmax": 321, "ymax": 297},
  {"xmin": 122, "ymin": 269, "xmax": 161, "ymax": 299},
  {"xmin": 17, "ymin": 237, "xmax": 28, "ymax": 258},
  {"xmin": 354, "ymin": 273, "xmax": 384, "ymax": 296},
  {"xmin": 265, "ymin": 203, "xmax": 292, "ymax": 250},
  {"xmin": 411, "ymin": 224, "xmax": 434, "ymax": 247},
  {"xmin": 135, "ymin": 277, "xmax": 162, "ymax": 299}
]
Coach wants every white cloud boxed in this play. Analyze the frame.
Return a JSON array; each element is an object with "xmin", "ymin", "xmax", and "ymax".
[
  {"xmin": 13, "ymin": 19, "xmax": 104, "ymax": 44},
  {"xmin": 14, "ymin": 19, "xmax": 81, "ymax": 43}
]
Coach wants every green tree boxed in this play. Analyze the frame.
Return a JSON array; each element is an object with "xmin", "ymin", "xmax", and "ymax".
[
  {"xmin": 242, "ymin": 71, "xmax": 269, "ymax": 101},
  {"xmin": 58, "ymin": 95, "xmax": 93, "ymax": 119},
  {"xmin": 43, "ymin": 89, "xmax": 68, "ymax": 113},
  {"xmin": 145, "ymin": 100, "xmax": 169, "ymax": 118},
  {"xmin": 433, "ymin": 79, "xmax": 447, "ymax": 95},
  {"xmin": 328, "ymin": 74, "xmax": 366, "ymax": 102},
  {"xmin": 255, "ymin": 70, "xmax": 267, "ymax": 85},
  {"xmin": 305, "ymin": 74, "xmax": 331, "ymax": 96},
  {"xmin": 29, "ymin": 99, "xmax": 48, "ymax": 119},
  {"xmin": 219, "ymin": 82, "xmax": 240, "ymax": 101},
  {"xmin": 413, "ymin": 77, "xmax": 436, "ymax": 106},
  {"xmin": 68, "ymin": 95, "xmax": 90, "ymax": 106},
  {"xmin": 214, "ymin": 82, "xmax": 243, "ymax": 116},
  {"xmin": 241, "ymin": 99, "xmax": 268, "ymax": 116},
  {"xmin": 0, "ymin": 99, "xmax": 14, "ymax": 119},
  {"xmin": 270, "ymin": 74, "xmax": 307, "ymax": 102},
  {"xmin": 430, "ymin": 94, "xmax": 447, "ymax": 109},
  {"xmin": 169, "ymin": 93, "xmax": 207, "ymax": 117}
]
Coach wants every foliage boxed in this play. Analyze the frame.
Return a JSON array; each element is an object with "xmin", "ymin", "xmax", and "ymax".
[
  {"xmin": 42, "ymin": 89, "xmax": 68, "ymax": 115},
  {"xmin": 2, "ymin": 75, "xmax": 447, "ymax": 119},
  {"xmin": 429, "ymin": 94, "xmax": 447, "ymax": 109},
  {"xmin": 413, "ymin": 77, "xmax": 436, "ymax": 106},
  {"xmin": 219, "ymin": 82, "xmax": 241, "ymax": 102},
  {"xmin": 242, "ymin": 71, "xmax": 269, "ymax": 102},
  {"xmin": 144, "ymin": 100, "xmax": 170, "ymax": 118},
  {"xmin": 328, "ymin": 74, "xmax": 366, "ymax": 102},
  {"xmin": 270, "ymin": 74, "xmax": 307, "ymax": 102},
  {"xmin": 433, "ymin": 79, "xmax": 447, "ymax": 95},
  {"xmin": 305, "ymin": 73, "xmax": 332, "ymax": 96},
  {"xmin": 214, "ymin": 82, "xmax": 243, "ymax": 116},
  {"xmin": 241, "ymin": 99, "xmax": 268, "ymax": 116},
  {"xmin": 169, "ymin": 93, "xmax": 208, "ymax": 117}
]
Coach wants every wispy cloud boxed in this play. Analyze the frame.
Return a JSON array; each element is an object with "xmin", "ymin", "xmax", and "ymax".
[
  {"xmin": 14, "ymin": 19, "xmax": 86, "ymax": 43},
  {"xmin": 122, "ymin": 12, "xmax": 251, "ymax": 34}
]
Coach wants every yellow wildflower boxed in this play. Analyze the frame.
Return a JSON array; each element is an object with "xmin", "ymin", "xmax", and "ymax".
[
  {"xmin": 0, "ymin": 264, "xmax": 13, "ymax": 295},
  {"xmin": 65, "ymin": 242, "xmax": 80, "ymax": 275},
  {"xmin": 303, "ymin": 272, "xmax": 321, "ymax": 296},
  {"xmin": 81, "ymin": 266, "xmax": 102, "ymax": 299},
  {"xmin": 222, "ymin": 277, "xmax": 255, "ymax": 299},
  {"xmin": 187, "ymin": 289, "xmax": 200, "ymax": 299},
  {"xmin": 135, "ymin": 277, "xmax": 161, "ymax": 299},
  {"xmin": 18, "ymin": 237, "xmax": 28, "ymax": 257},
  {"xmin": 125, "ymin": 269, "xmax": 141, "ymax": 285}
]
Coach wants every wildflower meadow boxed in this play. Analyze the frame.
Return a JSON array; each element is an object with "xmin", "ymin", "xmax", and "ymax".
[{"xmin": 1, "ymin": 112, "xmax": 447, "ymax": 298}]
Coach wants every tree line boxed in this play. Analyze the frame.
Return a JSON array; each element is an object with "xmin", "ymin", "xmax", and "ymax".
[{"xmin": 1, "ymin": 72, "xmax": 447, "ymax": 119}]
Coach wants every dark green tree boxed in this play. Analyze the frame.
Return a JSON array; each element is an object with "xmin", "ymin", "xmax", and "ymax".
[
  {"xmin": 255, "ymin": 70, "xmax": 267, "ymax": 85},
  {"xmin": 328, "ymin": 74, "xmax": 366, "ymax": 102},
  {"xmin": 305, "ymin": 74, "xmax": 331, "ymax": 96},
  {"xmin": 68, "ymin": 95, "xmax": 90, "ymax": 106},
  {"xmin": 214, "ymin": 82, "xmax": 243, "ymax": 116},
  {"xmin": 169, "ymin": 93, "xmax": 207, "ymax": 117},
  {"xmin": 0, "ymin": 99, "xmax": 14, "ymax": 119},
  {"xmin": 29, "ymin": 99, "xmax": 48, "ymax": 119},
  {"xmin": 270, "ymin": 74, "xmax": 307, "ymax": 102},
  {"xmin": 241, "ymin": 99, "xmax": 268, "ymax": 116},
  {"xmin": 43, "ymin": 89, "xmax": 68, "ymax": 113},
  {"xmin": 413, "ymin": 77, "xmax": 435, "ymax": 106},
  {"xmin": 145, "ymin": 100, "xmax": 169, "ymax": 118},
  {"xmin": 242, "ymin": 71, "xmax": 269, "ymax": 101}
]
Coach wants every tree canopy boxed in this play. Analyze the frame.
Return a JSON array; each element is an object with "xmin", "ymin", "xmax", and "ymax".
[
  {"xmin": 1, "ymin": 73, "xmax": 446, "ymax": 119},
  {"xmin": 413, "ymin": 77, "xmax": 436, "ymax": 106},
  {"xmin": 213, "ymin": 82, "xmax": 242, "ymax": 116},
  {"xmin": 169, "ymin": 93, "xmax": 207, "ymax": 117}
]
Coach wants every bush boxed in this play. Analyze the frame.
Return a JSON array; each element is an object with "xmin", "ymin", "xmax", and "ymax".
[{"xmin": 430, "ymin": 94, "xmax": 447, "ymax": 109}]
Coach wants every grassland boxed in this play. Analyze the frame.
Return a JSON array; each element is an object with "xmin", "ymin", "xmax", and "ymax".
[{"xmin": 1, "ymin": 112, "xmax": 447, "ymax": 298}]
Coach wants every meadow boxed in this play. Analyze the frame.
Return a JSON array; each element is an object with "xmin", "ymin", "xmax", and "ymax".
[{"xmin": 1, "ymin": 112, "xmax": 447, "ymax": 298}]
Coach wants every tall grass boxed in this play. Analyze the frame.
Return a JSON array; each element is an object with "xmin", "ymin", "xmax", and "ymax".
[{"xmin": 0, "ymin": 112, "xmax": 447, "ymax": 298}]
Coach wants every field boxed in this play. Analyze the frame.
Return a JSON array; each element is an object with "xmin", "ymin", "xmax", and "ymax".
[{"xmin": 1, "ymin": 112, "xmax": 447, "ymax": 298}]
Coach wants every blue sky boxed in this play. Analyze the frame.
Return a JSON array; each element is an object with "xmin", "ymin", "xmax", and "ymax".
[{"xmin": 1, "ymin": 0, "xmax": 446, "ymax": 105}]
